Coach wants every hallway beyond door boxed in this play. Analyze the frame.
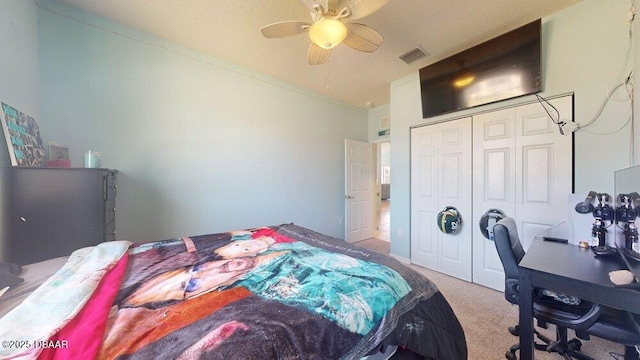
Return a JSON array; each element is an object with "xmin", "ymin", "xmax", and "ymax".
[{"xmin": 374, "ymin": 200, "xmax": 390, "ymax": 241}]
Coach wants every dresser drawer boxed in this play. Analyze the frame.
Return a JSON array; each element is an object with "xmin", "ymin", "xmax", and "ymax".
[
  {"xmin": 105, "ymin": 218, "xmax": 116, "ymax": 242},
  {"xmin": 104, "ymin": 171, "xmax": 117, "ymax": 200},
  {"xmin": 105, "ymin": 198, "xmax": 116, "ymax": 224}
]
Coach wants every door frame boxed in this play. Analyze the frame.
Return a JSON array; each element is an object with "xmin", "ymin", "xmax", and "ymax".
[{"xmin": 374, "ymin": 140, "xmax": 391, "ymax": 225}]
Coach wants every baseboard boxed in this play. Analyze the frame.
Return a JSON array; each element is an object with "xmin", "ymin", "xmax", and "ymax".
[{"xmin": 389, "ymin": 253, "xmax": 410, "ymax": 264}]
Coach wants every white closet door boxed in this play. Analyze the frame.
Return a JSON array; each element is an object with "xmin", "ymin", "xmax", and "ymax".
[
  {"xmin": 411, "ymin": 125, "xmax": 440, "ymax": 269},
  {"xmin": 472, "ymin": 95, "xmax": 573, "ymax": 291},
  {"xmin": 515, "ymin": 96, "xmax": 573, "ymax": 251},
  {"xmin": 472, "ymin": 108, "xmax": 517, "ymax": 291},
  {"xmin": 437, "ymin": 118, "xmax": 473, "ymax": 280},
  {"xmin": 411, "ymin": 117, "xmax": 472, "ymax": 281}
]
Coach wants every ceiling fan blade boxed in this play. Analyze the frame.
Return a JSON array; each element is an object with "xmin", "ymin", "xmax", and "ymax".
[
  {"xmin": 343, "ymin": 23, "xmax": 383, "ymax": 52},
  {"xmin": 308, "ymin": 43, "xmax": 331, "ymax": 65},
  {"xmin": 261, "ymin": 21, "xmax": 311, "ymax": 38},
  {"xmin": 338, "ymin": 0, "xmax": 388, "ymax": 20}
]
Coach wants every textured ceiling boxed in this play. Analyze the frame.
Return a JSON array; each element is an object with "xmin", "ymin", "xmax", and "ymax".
[{"xmin": 52, "ymin": 0, "xmax": 582, "ymax": 110}]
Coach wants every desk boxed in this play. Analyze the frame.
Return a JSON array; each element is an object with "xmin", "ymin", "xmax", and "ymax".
[{"xmin": 518, "ymin": 238, "xmax": 640, "ymax": 360}]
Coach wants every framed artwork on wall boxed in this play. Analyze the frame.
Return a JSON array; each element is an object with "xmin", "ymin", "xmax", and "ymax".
[{"xmin": 0, "ymin": 102, "xmax": 46, "ymax": 167}]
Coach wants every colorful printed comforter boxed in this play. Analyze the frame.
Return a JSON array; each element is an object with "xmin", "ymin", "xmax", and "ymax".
[{"xmin": 0, "ymin": 224, "xmax": 466, "ymax": 360}]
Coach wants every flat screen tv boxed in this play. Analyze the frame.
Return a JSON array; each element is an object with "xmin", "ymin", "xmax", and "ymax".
[{"xmin": 419, "ymin": 19, "xmax": 541, "ymax": 118}]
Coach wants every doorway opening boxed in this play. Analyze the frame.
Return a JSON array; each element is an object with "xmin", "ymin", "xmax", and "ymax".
[{"xmin": 375, "ymin": 141, "xmax": 390, "ymax": 241}]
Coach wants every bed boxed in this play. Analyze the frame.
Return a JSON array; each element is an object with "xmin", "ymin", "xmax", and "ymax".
[{"xmin": 0, "ymin": 223, "xmax": 466, "ymax": 359}]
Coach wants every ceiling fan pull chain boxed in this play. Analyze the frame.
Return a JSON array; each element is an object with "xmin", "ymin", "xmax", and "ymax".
[{"xmin": 326, "ymin": 62, "xmax": 331, "ymax": 91}]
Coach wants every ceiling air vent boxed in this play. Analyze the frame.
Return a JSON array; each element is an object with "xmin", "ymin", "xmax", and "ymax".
[{"xmin": 398, "ymin": 47, "xmax": 429, "ymax": 65}]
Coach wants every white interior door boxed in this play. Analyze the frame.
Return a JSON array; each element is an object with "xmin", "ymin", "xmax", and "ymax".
[
  {"xmin": 345, "ymin": 139, "xmax": 373, "ymax": 243},
  {"xmin": 411, "ymin": 117, "xmax": 472, "ymax": 281},
  {"xmin": 472, "ymin": 95, "xmax": 573, "ymax": 291}
]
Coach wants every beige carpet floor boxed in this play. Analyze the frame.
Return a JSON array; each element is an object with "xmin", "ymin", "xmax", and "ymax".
[{"xmin": 355, "ymin": 238, "xmax": 626, "ymax": 360}]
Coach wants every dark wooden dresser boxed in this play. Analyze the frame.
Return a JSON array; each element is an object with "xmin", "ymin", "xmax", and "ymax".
[{"xmin": 6, "ymin": 167, "xmax": 117, "ymax": 265}]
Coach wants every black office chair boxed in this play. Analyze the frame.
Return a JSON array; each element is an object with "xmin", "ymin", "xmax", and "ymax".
[
  {"xmin": 493, "ymin": 217, "xmax": 602, "ymax": 360},
  {"xmin": 582, "ymin": 307, "xmax": 640, "ymax": 360}
]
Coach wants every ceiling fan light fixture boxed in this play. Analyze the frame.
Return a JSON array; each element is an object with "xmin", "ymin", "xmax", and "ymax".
[{"xmin": 308, "ymin": 17, "xmax": 347, "ymax": 49}]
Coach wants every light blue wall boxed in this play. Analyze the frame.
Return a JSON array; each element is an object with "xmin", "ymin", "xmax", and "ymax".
[
  {"xmin": 36, "ymin": 0, "xmax": 367, "ymax": 243},
  {"xmin": 0, "ymin": 1, "xmax": 40, "ymax": 260},
  {"xmin": 389, "ymin": 0, "xmax": 636, "ymax": 258}
]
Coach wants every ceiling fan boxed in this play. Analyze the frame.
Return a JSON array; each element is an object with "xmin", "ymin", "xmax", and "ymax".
[{"xmin": 260, "ymin": 0, "xmax": 389, "ymax": 65}]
